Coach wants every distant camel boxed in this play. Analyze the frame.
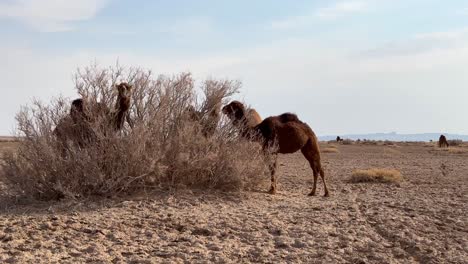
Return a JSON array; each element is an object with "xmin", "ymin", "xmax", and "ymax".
[
  {"xmin": 439, "ymin": 135, "xmax": 449, "ymax": 148},
  {"xmin": 254, "ymin": 113, "xmax": 329, "ymax": 197},
  {"xmin": 222, "ymin": 101, "xmax": 262, "ymax": 138}
]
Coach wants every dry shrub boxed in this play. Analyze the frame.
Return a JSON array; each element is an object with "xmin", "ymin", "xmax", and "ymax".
[
  {"xmin": 341, "ymin": 139, "xmax": 353, "ymax": 145},
  {"xmin": 383, "ymin": 140, "xmax": 396, "ymax": 146},
  {"xmin": 1, "ymin": 64, "xmax": 270, "ymax": 200},
  {"xmin": 361, "ymin": 140, "xmax": 378, "ymax": 146},
  {"xmin": 430, "ymin": 146, "xmax": 468, "ymax": 154},
  {"xmin": 447, "ymin": 147, "xmax": 468, "ymax": 154},
  {"xmin": 322, "ymin": 146, "xmax": 340, "ymax": 153},
  {"xmin": 447, "ymin": 139, "xmax": 463, "ymax": 146},
  {"xmin": 350, "ymin": 168, "xmax": 403, "ymax": 183}
]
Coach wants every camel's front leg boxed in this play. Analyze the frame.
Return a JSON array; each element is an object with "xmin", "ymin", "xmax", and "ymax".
[{"xmin": 268, "ymin": 154, "xmax": 278, "ymax": 194}]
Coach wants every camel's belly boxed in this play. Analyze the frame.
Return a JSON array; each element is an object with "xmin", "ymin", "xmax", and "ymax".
[{"xmin": 277, "ymin": 132, "xmax": 307, "ymax": 154}]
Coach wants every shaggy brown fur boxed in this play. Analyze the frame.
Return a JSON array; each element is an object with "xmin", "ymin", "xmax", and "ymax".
[
  {"xmin": 222, "ymin": 101, "xmax": 262, "ymax": 138},
  {"xmin": 439, "ymin": 134, "xmax": 449, "ymax": 148},
  {"xmin": 254, "ymin": 113, "xmax": 329, "ymax": 197},
  {"xmin": 53, "ymin": 99, "xmax": 96, "ymax": 149},
  {"xmin": 114, "ymin": 82, "xmax": 133, "ymax": 131},
  {"xmin": 185, "ymin": 103, "xmax": 222, "ymax": 137},
  {"xmin": 183, "ymin": 104, "xmax": 218, "ymax": 137}
]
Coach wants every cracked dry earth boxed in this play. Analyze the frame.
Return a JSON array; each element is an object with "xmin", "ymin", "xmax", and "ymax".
[{"xmin": 0, "ymin": 142, "xmax": 467, "ymax": 263}]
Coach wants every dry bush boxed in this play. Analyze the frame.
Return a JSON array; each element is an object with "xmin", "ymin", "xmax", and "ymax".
[
  {"xmin": 430, "ymin": 145, "xmax": 468, "ymax": 154},
  {"xmin": 361, "ymin": 140, "xmax": 378, "ymax": 145},
  {"xmin": 447, "ymin": 139, "xmax": 463, "ymax": 146},
  {"xmin": 447, "ymin": 147, "xmax": 468, "ymax": 154},
  {"xmin": 350, "ymin": 168, "xmax": 403, "ymax": 183},
  {"xmin": 322, "ymin": 146, "xmax": 340, "ymax": 153},
  {"xmin": 383, "ymin": 140, "xmax": 396, "ymax": 146},
  {"xmin": 341, "ymin": 139, "xmax": 353, "ymax": 145},
  {"xmin": 1, "ymin": 64, "xmax": 270, "ymax": 200}
]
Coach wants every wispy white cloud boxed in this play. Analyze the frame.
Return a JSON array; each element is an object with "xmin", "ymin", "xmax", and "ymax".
[
  {"xmin": 157, "ymin": 17, "xmax": 213, "ymax": 35},
  {"xmin": 0, "ymin": 0, "xmax": 109, "ymax": 32},
  {"xmin": 270, "ymin": 1, "xmax": 368, "ymax": 30},
  {"xmin": 361, "ymin": 28, "xmax": 468, "ymax": 58},
  {"xmin": 414, "ymin": 28, "xmax": 468, "ymax": 41},
  {"xmin": 316, "ymin": 1, "xmax": 368, "ymax": 20}
]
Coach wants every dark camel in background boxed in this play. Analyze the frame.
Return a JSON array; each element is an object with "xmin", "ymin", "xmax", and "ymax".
[{"xmin": 438, "ymin": 134, "xmax": 449, "ymax": 148}]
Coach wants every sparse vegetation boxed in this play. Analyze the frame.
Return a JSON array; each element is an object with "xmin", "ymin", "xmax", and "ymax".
[
  {"xmin": 383, "ymin": 147, "xmax": 401, "ymax": 155},
  {"xmin": 447, "ymin": 139, "xmax": 463, "ymax": 146},
  {"xmin": 447, "ymin": 147, "xmax": 468, "ymax": 154},
  {"xmin": 1, "ymin": 64, "xmax": 270, "ymax": 200},
  {"xmin": 360, "ymin": 140, "xmax": 379, "ymax": 145},
  {"xmin": 341, "ymin": 139, "xmax": 353, "ymax": 145},
  {"xmin": 322, "ymin": 146, "xmax": 340, "ymax": 153},
  {"xmin": 350, "ymin": 168, "xmax": 403, "ymax": 183}
]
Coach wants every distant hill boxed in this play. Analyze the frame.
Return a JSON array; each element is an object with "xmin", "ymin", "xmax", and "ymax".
[{"xmin": 319, "ymin": 132, "xmax": 468, "ymax": 142}]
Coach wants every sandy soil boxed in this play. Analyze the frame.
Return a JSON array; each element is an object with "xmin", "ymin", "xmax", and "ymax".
[{"xmin": 0, "ymin": 142, "xmax": 467, "ymax": 263}]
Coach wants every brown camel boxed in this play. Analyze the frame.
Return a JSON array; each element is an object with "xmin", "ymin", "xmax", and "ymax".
[
  {"xmin": 439, "ymin": 134, "xmax": 449, "ymax": 148},
  {"xmin": 53, "ymin": 82, "xmax": 134, "ymax": 149},
  {"xmin": 113, "ymin": 82, "xmax": 133, "ymax": 131},
  {"xmin": 53, "ymin": 98, "xmax": 96, "ymax": 149},
  {"xmin": 254, "ymin": 113, "xmax": 329, "ymax": 197},
  {"xmin": 222, "ymin": 100, "xmax": 262, "ymax": 138}
]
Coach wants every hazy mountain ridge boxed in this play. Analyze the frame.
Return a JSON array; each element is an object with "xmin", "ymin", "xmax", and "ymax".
[{"xmin": 319, "ymin": 132, "xmax": 468, "ymax": 142}]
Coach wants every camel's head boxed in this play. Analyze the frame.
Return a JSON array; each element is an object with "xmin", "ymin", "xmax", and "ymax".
[
  {"xmin": 115, "ymin": 82, "xmax": 133, "ymax": 99},
  {"xmin": 222, "ymin": 101, "xmax": 246, "ymax": 122},
  {"xmin": 70, "ymin": 98, "xmax": 87, "ymax": 122}
]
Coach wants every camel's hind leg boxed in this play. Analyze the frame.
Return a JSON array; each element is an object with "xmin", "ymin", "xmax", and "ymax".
[{"xmin": 301, "ymin": 141, "xmax": 330, "ymax": 197}]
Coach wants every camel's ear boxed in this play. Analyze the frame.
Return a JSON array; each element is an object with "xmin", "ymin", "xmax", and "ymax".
[{"xmin": 126, "ymin": 83, "xmax": 133, "ymax": 92}]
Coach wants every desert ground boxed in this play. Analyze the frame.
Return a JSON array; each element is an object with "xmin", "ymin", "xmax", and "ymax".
[{"xmin": 0, "ymin": 141, "xmax": 467, "ymax": 263}]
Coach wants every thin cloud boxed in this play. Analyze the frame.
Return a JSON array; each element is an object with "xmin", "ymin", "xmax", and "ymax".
[
  {"xmin": 316, "ymin": 1, "xmax": 368, "ymax": 20},
  {"xmin": 270, "ymin": 1, "xmax": 368, "ymax": 30},
  {"xmin": 414, "ymin": 28, "xmax": 468, "ymax": 41},
  {"xmin": 0, "ymin": 0, "xmax": 109, "ymax": 32},
  {"xmin": 361, "ymin": 28, "xmax": 468, "ymax": 58}
]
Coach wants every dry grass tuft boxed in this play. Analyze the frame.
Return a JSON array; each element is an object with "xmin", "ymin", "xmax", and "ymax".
[
  {"xmin": 341, "ymin": 139, "xmax": 353, "ymax": 145},
  {"xmin": 322, "ymin": 147, "xmax": 340, "ymax": 153},
  {"xmin": 447, "ymin": 139, "xmax": 463, "ymax": 146},
  {"xmin": 447, "ymin": 147, "xmax": 468, "ymax": 154},
  {"xmin": 1, "ymin": 64, "xmax": 270, "ymax": 200},
  {"xmin": 350, "ymin": 168, "xmax": 403, "ymax": 183},
  {"xmin": 383, "ymin": 147, "xmax": 401, "ymax": 155}
]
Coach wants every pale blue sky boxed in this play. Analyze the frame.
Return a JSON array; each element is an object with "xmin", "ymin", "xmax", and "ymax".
[{"xmin": 1, "ymin": 0, "xmax": 468, "ymax": 136}]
